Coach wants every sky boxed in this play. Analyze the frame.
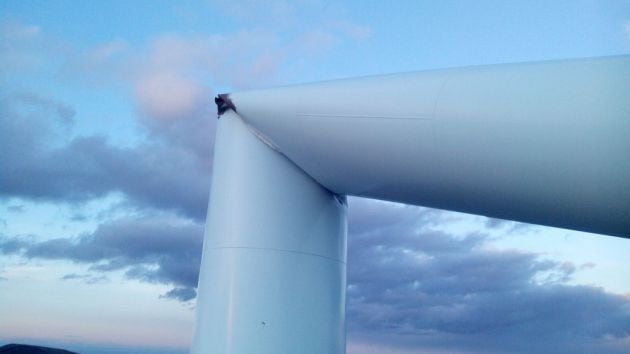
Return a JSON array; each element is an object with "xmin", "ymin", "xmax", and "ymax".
[{"xmin": 1, "ymin": 1, "xmax": 629, "ymax": 353}]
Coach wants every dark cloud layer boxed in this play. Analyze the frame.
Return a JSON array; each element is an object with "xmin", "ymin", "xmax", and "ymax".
[
  {"xmin": 1, "ymin": 218, "xmax": 203, "ymax": 301},
  {"xmin": 0, "ymin": 92, "xmax": 213, "ymax": 220},
  {"xmin": 346, "ymin": 199, "xmax": 630, "ymax": 354},
  {"xmin": 2, "ymin": 199, "xmax": 629, "ymax": 353}
]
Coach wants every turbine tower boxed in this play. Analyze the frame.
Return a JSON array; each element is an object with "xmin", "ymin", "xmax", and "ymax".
[{"xmin": 191, "ymin": 55, "xmax": 630, "ymax": 354}]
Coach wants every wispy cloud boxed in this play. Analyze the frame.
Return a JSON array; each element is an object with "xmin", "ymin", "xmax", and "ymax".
[
  {"xmin": 161, "ymin": 287, "xmax": 197, "ymax": 302},
  {"xmin": 209, "ymin": 0, "xmax": 306, "ymax": 28},
  {"xmin": 0, "ymin": 20, "xmax": 40, "ymax": 39},
  {"xmin": 85, "ymin": 39, "xmax": 128, "ymax": 63},
  {"xmin": 0, "ymin": 20, "xmax": 60, "ymax": 73},
  {"xmin": 6, "ymin": 205, "xmax": 25, "ymax": 213},
  {"xmin": 61, "ymin": 273, "xmax": 109, "ymax": 284}
]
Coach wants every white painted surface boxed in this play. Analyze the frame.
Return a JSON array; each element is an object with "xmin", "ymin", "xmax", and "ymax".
[
  {"xmin": 191, "ymin": 111, "xmax": 347, "ymax": 354},
  {"xmin": 230, "ymin": 56, "xmax": 630, "ymax": 238}
]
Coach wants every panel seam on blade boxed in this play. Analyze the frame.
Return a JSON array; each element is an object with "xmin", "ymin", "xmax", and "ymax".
[{"xmin": 205, "ymin": 246, "xmax": 347, "ymax": 264}]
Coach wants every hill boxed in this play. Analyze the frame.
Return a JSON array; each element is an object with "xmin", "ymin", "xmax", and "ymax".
[{"xmin": 0, "ymin": 344, "xmax": 78, "ymax": 354}]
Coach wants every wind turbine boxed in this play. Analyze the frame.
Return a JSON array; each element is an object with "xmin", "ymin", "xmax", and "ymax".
[{"xmin": 190, "ymin": 55, "xmax": 630, "ymax": 354}]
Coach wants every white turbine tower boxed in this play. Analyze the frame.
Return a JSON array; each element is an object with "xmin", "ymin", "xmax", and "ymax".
[{"xmin": 190, "ymin": 55, "xmax": 630, "ymax": 354}]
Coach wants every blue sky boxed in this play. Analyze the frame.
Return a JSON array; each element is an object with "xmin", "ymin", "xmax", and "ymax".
[{"xmin": 1, "ymin": 1, "xmax": 629, "ymax": 353}]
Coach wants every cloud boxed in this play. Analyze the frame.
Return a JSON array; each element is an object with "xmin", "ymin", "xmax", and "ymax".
[
  {"xmin": 348, "ymin": 198, "xmax": 450, "ymax": 235},
  {"xmin": 0, "ymin": 20, "xmax": 40, "ymax": 39},
  {"xmin": 1, "ymin": 16, "xmax": 375, "ymax": 217},
  {"xmin": 484, "ymin": 217, "xmax": 535, "ymax": 233},
  {"xmin": 345, "ymin": 199, "xmax": 630, "ymax": 354},
  {"xmin": 0, "ymin": 91, "xmax": 212, "ymax": 220},
  {"xmin": 7, "ymin": 205, "xmax": 25, "ymax": 213},
  {"xmin": 135, "ymin": 71, "xmax": 208, "ymax": 121},
  {"xmin": 332, "ymin": 21, "xmax": 372, "ymax": 42},
  {"xmin": 209, "ymin": 0, "xmax": 298, "ymax": 27},
  {"xmin": 1, "ymin": 217, "xmax": 203, "ymax": 301},
  {"xmin": 65, "ymin": 39, "xmax": 130, "ymax": 87},
  {"xmin": 61, "ymin": 273, "xmax": 109, "ymax": 284},
  {"xmin": 206, "ymin": 0, "xmax": 374, "ymax": 62},
  {"xmin": 119, "ymin": 31, "xmax": 281, "ymax": 167},
  {"xmin": 209, "ymin": 0, "xmax": 372, "ymax": 46},
  {"xmin": 60, "ymin": 16, "xmax": 372, "ymax": 93},
  {"xmin": 294, "ymin": 29, "xmax": 338, "ymax": 54},
  {"xmin": 3, "ymin": 13, "xmax": 627, "ymax": 354},
  {"xmin": 0, "ymin": 20, "xmax": 62, "ymax": 74},
  {"xmin": 1, "ymin": 19, "xmax": 375, "ymax": 217},
  {"xmin": 85, "ymin": 39, "xmax": 128, "ymax": 63},
  {"xmin": 0, "ymin": 92, "xmax": 75, "ymax": 133},
  {"xmin": 2, "ymin": 198, "xmax": 628, "ymax": 353},
  {"xmin": 161, "ymin": 287, "xmax": 197, "ymax": 302},
  {"xmin": 137, "ymin": 30, "xmax": 283, "ymax": 89}
]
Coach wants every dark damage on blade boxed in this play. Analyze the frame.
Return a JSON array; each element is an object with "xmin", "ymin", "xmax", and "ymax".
[{"xmin": 215, "ymin": 94, "xmax": 236, "ymax": 118}]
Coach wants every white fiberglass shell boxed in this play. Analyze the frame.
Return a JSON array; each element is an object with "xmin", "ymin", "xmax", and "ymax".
[
  {"xmin": 229, "ymin": 56, "xmax": 630, "ymax": 238},
  {"xmin": 191, "ymin": 111, "xmax": 347, "ymax": 354}
]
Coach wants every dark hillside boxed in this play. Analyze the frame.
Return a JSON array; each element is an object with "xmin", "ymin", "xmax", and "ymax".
[{"xmin": 0, "ymin": 344, "xmax": 78, "ymax": 354}]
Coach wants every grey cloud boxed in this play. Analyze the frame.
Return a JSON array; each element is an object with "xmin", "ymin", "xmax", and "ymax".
[
  {"xmin": 139, "ymin": 98, "xmax": 218, "ymax": 161},
  {"xmin": 347, "ymin": 198, "xmax": 450, "ymax": 236},
  {"xmin": 161, "ymin": 287, "xmax": 197, "ymax": 302},
  {"xmin": 0, "ymin": 93, "xmax": 74, "ymax": 157},
  {"xmin": 484, "ymin": 217, "xmax": 509, "ymax": 229},
  {"xmin": 7, "ymin": 92, "xmax": 75, "ymax": 124},
  {"xmin": 1, "ymin": 22, "xmax": 375, "ymax": 217},
  {"xmin": 0, "ymin": 92, "xmax": 213, "ymax": 220},
  {"xmin": 0, "ymin": 20, "xmax": 45, "ymax": 73},
  {"xmin": 2, "ymin": 135, "xmax": 211, "ymax": 219},
  {"xmin": 346, "ymin": 200, "xmax": 630, "ymax": 354},
  {"xmin": 1, "ymin": 217, "xmax": 203, "ymax": 301},
  {"xmin": 0, "ymin": 236, "xmax": 30, "ymax": 254},
  {"xmin": 3, "ymin": 36, "xmax": 220, "ymax": 218},
  {"xmin": 1, "ymin": 89, "xmax": 628, "ymax": 352}
]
